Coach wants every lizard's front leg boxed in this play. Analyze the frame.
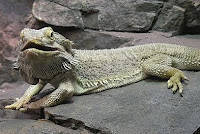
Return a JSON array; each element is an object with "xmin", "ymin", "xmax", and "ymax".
[
  {"xmin": 142, "ymin": 54, "xmax": 188, "ymax": 96},
  {"xmin": 22, "ymin": 81, "xmax": 74, "ymax": 111},
  {"xmin": 5, "ymin": 79, "xmax": 46, "ymax": 110}
]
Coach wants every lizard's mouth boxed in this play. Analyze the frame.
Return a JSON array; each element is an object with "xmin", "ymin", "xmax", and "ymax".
[{"xmin": 21, "ymin": 41, "xmax": 58, "ymax": 52}]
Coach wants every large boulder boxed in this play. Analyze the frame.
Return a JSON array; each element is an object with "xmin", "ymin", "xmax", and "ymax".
[
  {"xmin": 169, "ymin": 0, "xmax": 200, "ymax": 34},
  {"xmin": 153, "ymin": 4, "xmax": 185, "ymax": 35},
  {"xmin": 45, "ymin": 71, "xmax": 200, "ymax": 134},
  {"xmin": 32, "ymin": 0, "xmax": 200, "ymax": 34},
  {"xmin": 32, "ymin": 0, "xmax": 163, "ymax": 32},
  {"xmin": 0, "ymin": 0, "xmax": 35, "ymax": 85}
]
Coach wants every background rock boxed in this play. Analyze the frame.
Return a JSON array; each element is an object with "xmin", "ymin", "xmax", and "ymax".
[
  {"xmin": 32, "ymin": 0, "xmax": 162, "ymax": 32},
  {"xmin": 0, "ymin": 0, "xmax": 35, "ymax": 85},
  {"xmin": 153, "ymin": 4, "xmax": 185, "ymax": 35},
  {"xmin": 32, "ymin": 0, "xmax": 200, "ymax": 34}
]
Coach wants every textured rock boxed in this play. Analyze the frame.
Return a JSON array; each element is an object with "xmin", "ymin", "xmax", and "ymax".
[
  {"xmin": 0, "ymin": 0, "xmax": 34, "ymax": 85},
  {"xmin": 153, "ymin": 4, "xmax": 185, "ymax": 35},
  {"xmin": 32, "ymin": 0, "xmax": 84, "ymax": 28},
  {"xmin": 31, "ymin": 0, "xmax": 200, "ymax": 34},
  {"xmin": 32, "ymin": 0, "xmax": 163, "ymax": 32},
  {"xmin": 45, "ymin": 71, "xmax": 200, "ymax": 134},
  {"xmin": 0, "ymin": 119, "xmax": 81, "ymax": 134},
  {"xmin": 169, "ymin": 0, "xmax": 200, "ymax": 34},
  {"xmin": 63, "ymin": 29, "xmax": 131, "ymax": 49}
]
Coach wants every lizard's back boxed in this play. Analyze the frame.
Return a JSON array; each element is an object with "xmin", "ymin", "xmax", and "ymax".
[
  {"xmin": 73, "ymin": 43, "xmax": 200, "ymax": 94},
  {"xmin": 73, "ymin": 45, "xmax": 146, "ymax": 94}
]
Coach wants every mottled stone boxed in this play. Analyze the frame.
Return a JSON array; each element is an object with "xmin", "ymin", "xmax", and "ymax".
[
  {"xmin": 45, "ymin": 71, "xmax": 200, "ymax": 134},
  {"xmin": 153, "ymin": 4, "xmax": 185, "ymax": 35},
  {"xmin": 0, "ymin": 119, "xmax": 81, "ymax": 134},
  {"xmin": 32, "ymin": 0, "xmax": 84, "ymax": 28},
  {"xmin": 32, "ymin": 0, "xmax": 163, "ymax": 32}
]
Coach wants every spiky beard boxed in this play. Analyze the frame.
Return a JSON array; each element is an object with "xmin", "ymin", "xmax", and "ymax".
[{"xmin": 15, "ymin": 51, "xmax": 79, "ymax": 84}]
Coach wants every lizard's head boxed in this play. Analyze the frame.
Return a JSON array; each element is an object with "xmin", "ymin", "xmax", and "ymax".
[{"xmin": 15, "ymin": 27, "xmax": 78, "ymax": 84}]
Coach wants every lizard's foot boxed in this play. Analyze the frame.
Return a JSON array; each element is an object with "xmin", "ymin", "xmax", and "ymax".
[
  {"xmin": 19, "ymin": 96, "xmax": 48, "ymax": 111},
  {"xmin": 19, "ymin": 103, "xmax": 42, "ymax": 112},
  {"xmin": 5, "ymin": 96, "xmax": 31, "ymax": 110},
  {"xmin": 167, "ymin": 71, "xmax": 188, "ymax": 96}
]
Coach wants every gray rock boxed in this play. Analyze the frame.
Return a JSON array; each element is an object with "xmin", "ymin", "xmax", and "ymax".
[
  {"xmin": 63, "ymin": 29, "xmax": 131, "ymax": 49},
  {"xmin": 32, "ymin": 0, "xmax": 163, "ymax": 32},
  {"xmin": 169, "ymin": 0, "xmax": 200, "ymax": 34},
  {"xmin": 32, "ymin": 0, "xmax": 84, "ymax": 28},
  {"xmin": 0, "ymin": 0, "xmax": 34, "ymax": 85},
  {"xmin": 0, "ymin": 119, "xmax": 81, "ymax": 134},
  {"xmin": 45, "ymin": 71, "xmax": 200, "ymax": 134},
  {"xmin": 153, "ymin": 4, "xmax": 185, "ymax": 35}
]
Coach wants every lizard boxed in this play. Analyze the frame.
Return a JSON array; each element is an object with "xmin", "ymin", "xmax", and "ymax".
[{"xmin": 5, "ymin": 27, "xmax": 200, "ymax": 111}]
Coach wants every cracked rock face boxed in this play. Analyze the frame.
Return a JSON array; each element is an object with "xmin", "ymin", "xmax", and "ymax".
[
  {"xmin": 32, "ymin": 0, "xmax": 200, "ymax": 34},
  {"xmin": 0, "ymin": 0, "xmax": 35, "ymax": 85},
  {"xmin": 45, "ymin": 71, "xmax": 200, "ymax": 134},
  {"xmin": 32, "ymin": 0, "xmax": 162, "ymax": 32}
]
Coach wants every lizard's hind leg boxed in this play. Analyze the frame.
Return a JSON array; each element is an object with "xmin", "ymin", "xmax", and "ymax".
[{"xmin": 142, "ymin": 54, "xmax": 188, "ymax": 96}]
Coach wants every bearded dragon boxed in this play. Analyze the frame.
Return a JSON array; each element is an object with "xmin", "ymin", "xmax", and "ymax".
[{"xmin": 5, "ymin": 27, "xmax": 200, "ymax": 111}]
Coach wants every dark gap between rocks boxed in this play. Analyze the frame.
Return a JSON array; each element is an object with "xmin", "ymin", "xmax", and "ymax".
[
  {"xmin": 45, "ymin": 112, "xmax": 112, "ymax": 134},
  {"xmin": 0, "ymin": 99, "xmax": 112, "ymax": 134},
  {"xmin": 193, "ymin": 127, "xmax": 200, "ymax": 134}
]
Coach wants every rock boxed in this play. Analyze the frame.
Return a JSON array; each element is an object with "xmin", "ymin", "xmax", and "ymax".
[
  {"xmin": 45, "ymin": 71, "xmax": 200, "ymax": 134},
  {"xmin": 169, "ymin": 0, "xmax": 200, "ymax": 34},
  {"xmin": 32, "ymin": 0, "xmax": 84, "ymax": 28},
  {"xmin": 62, "ymin": 29, "xmax": 131, "ymax": 49},
  {"xmin": 32, "ymin": 0, "xmax": 163, "ymax": 32},
  {"xmin": 0, "ymin": 0, "xmax": 35, "ymax": 85},
  {"xmin": 153, "ymin": 4, "xmax": 185, "ymax": 35},
  {"xmin": 31, "ymin": 0, "xmax": 200, "ymax": 34},
  {"xmin": 0, "ymin": 119, "xmax": 81, "ymax": 134},
  {"xmin": 61, "ymin": 29, "xmax": 200, "ymax": 50}
]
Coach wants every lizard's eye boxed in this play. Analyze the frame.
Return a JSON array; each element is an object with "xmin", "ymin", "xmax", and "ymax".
[
  {"xmin": 46, "ymin": 28, "xmax": 54, "ymax": 39},
  {"xmin": 50, "ymin": 32, "xmax": 54, "ymax": 37}
]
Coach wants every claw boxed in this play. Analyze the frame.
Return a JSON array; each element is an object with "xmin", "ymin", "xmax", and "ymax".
[
  {"xmin": 172, "ymin": 84, "xmax": 178, "ymax": 92},
  {"xmin": 167, "ymin": 70, "xmax": 188, "ymax": 96},
  {"xmin": 180, "ymin": 93, "xmax": 183, "ymax": 97},
  {"xmin": 173, "ymin": 90, "xmax": 177, "ymax": 94},
  {"xmin": 167, "ymin": 80, "xmax": 173, "ymax": 89},
  {"xmin": 19, "ymin": 107, "xmax": 29, "ymax": 112}
]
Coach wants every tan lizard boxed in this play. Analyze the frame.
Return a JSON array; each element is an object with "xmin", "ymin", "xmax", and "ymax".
[{"xmin": 5, "ymin": 27, "xmax": 199, "ymax": 111}]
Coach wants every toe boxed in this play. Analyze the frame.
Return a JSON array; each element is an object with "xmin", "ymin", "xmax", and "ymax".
[
  {"xmin": 167, "ymin": 80, "xmax": 173, "ymax": 89},
  {"xmin": 5, "ymin": 104, "xmax": 15, "ymax": 109},
  {"xmin": 177, "ymin": 82, "xmax": 183, "ymax": 94},
  {"xmin": 172, "ymin": 83, "xmax": 178, "ymax": 93}
]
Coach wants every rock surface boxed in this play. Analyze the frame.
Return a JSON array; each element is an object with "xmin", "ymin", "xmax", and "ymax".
[
  {"xmin": 32, "ymin": 0, "xmax": 200, "ymax": 34},
  {"xmin": 0, "ymin": 0, "xmax": 35, "ymax": 85},
  {"xmin": 153, "ymin": 4, "xmax": 185, "ymax": 35},
  {"xmin": 44, "ymin": 71, "xmax": 200, "ymax": 134},
  {"xmin": 0, "ymin": 119, "xmax": 81, "ymax": 134}
]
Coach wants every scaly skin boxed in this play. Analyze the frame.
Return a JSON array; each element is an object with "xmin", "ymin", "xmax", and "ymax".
[{"xmin": 5, "ymin": 27, "xmax": 200, "ymax": 111}]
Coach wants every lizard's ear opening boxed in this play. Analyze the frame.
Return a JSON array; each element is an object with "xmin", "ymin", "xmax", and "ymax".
[
  {"xmin": 53, "ymin": 32, "xmax": 74, "ymax": 55},
  {"xmin": 62, "ymin": 39, "xmax": 74, "ymax": 55}
]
